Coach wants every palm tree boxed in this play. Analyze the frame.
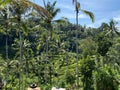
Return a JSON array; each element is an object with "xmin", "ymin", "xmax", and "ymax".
[
  {"xmin": 0, "ymin": 8, "xmax": 10, "ymax": 90},
  {"xmin": 72, "ymin": 0, "xmax": 94, "ymax": 89},
  {"xmin": 8, "ymin": 0, "xmax": 50, "ymax": 89},
  {"xmin": 0, "ymin": 8, "xmax": 9, "ymax": 62},
  {"xmin": 0, "ymin": 5, "xmax": 15, "ymax": 89},
  {"xmin": 42, "ymin": 0, "xmax": 66, "ymax": 85},
  {"xmin": 101, "ymin": 19, "xmax": 120, "ymax": 36}
]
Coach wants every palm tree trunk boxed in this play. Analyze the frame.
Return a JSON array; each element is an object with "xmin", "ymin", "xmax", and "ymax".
[
  {"xmin": 45, "ymin": 29, "xmax": 49, "ymax": 84},
  {"xmin": 5, "ymin": 25, "xmax": 8, "ymax": 61},
  {"xmin": 18, "ymin": 16, "xmax": 22, "ymax": 90},
  {"xmin": 4, "ymin": 8, "xmax": 10, "ymax": 89},
  {"xmin": 5, "ymin": 21, "xmax": 8, "ymax": 90},
  {"xmin": 42, "ymin": 0, "xmax": 49, "ymax": 84},
  {"xmin": 75, "ymin": 0, "xmax": 79, "ymax": 89}
]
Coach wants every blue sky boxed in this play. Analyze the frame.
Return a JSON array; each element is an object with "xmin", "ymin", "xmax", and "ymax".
[{"xmin": 31, "ymin": 0, "xmax": 120, "ymax": 28}]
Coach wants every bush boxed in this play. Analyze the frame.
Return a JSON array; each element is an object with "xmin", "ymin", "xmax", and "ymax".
[{"xmin": 94, "ymin": 66, "xmax": 119, "ymax": 90}]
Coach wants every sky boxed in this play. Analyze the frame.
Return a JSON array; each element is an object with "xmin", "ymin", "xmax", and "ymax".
[{"xmin": 31, "ymin": 0, "xmax": 120, "ymax": 28}]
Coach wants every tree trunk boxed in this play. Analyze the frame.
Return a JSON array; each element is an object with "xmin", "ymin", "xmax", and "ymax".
[
  {"xmin": 5, "ymin": 19, "xmax": 9, "ymax": 90},
  {"xmin": 18, "ymin": 16, "xmax": 22, "ymax": 90},
  {"xmin": 75, "ymin": 0, "xmax": 79, "ymax": 89}
]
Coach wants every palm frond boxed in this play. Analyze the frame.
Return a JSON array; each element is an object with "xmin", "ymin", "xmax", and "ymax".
[
  {"xmin": 52, "ymin": 1, "xmax": 57, "ymax": 7},
  {"xmin": 0, "ymin": 0, "xmax": 12, "ymax": 6},
  {"xmin": 43, "ymin": 0, "xmax": 47, "ymax": 8},
  {"xmin": 44, "ymin": 1, "xmax": 60, "ymax": 21},
  {"xmin": 102, "ymin": 23, "xmax": 110, "ymax": 28},
  {"xmin": 109, "ymin": 19, "xmax": 118, "ymax": 31},
  {"xmin": 81, "ymin": 10, "xmax": 95, "ymax": 23},
  {"xmin": 114, "ymin": 29, "xmax": 120, "ymax": 36},
  {"xmin": 26, "ymin": 0, "xmax": 50, "ymax": 18},
  {"xmin": 10, "ymin": 0, "xmax": 50, "ymax": 18},
  {"xmin": 52, "ymin": 8, "xmax": 60, "ymax": 19},
  {"xmin": 101, "ymin": 23, "xmax": 110, "ymax": 31}
]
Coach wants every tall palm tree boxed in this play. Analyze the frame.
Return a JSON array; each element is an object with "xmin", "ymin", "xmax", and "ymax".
[
  {"xmin": 72, "ymin": 0, "xmax": 94, "ymax": 89},
  {"xmin": 9, "ymin": 0, "xmax": 50, "ymax": 89},
  {"xmin": 0, "ymin": 6, "xmax": 13, "ymax": 89},
  {"xmin": 0, "ymin": 8, "xmax": 9, "ymax": 62},
  {"xmin": 42, "ymin": 0, "xmax": 66, "ymax": 85}
]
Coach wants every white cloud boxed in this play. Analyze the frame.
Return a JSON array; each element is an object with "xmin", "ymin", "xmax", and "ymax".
[
  {"xmin": 57, "ymin": 4, "xmax": 74, "ymax": 11},
  {"xmin": 86, "ymin": 18, "xmax": 109, "ymax": 28},
  {"xmin": 78, "ymin": 14, "xmax": 88, "ymax": 19},
  {"xmin": 57, "ymin": 12, "xmax": 88, "ymax": 20},
  {"xmin": 113, "ymin": 16, "xmax": 120, "ymax": 21},
  {"xmin": 86, "ymin": 24, "xmax": 95, "ymax": 28}
]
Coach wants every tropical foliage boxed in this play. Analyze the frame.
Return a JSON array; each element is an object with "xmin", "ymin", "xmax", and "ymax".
[{"xmin": 0, "ymin": 0, "xmax": 120, "ymax": 90}]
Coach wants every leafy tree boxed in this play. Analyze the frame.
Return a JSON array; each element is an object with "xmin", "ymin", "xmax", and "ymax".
[
  {"xmin": 94, "ymin": 65, "xmax": 120, "ymax": 90},
  {"xmin": 65, "ymin": 71, "xmax": 76, "ymax": 85},
  {"xmin": 80, "ymin": 56, "xmax": 96, "ymax": 90},
  {"xmin": 107, "ymin": 37, "xmax": 120, "ymax": 66},
  {"xmin": 79, "ymin": 38, "xmax": 97, "ymax": 58},
  {"xmin": 102, "ymin": 19, "xmax": 120, "ymax": 37},
  {"xmin": 97, "ymin": 34, "xmax": 112, "ymax": 56},
  {"xmin": 0, "ymin": 1, "xmax": 120, "ymax": 89}
]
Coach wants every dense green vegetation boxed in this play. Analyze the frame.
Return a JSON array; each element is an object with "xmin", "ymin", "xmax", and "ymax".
[{"xmin": 0, "ymin": 0, "xmax": 120, "ymax": 90}]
